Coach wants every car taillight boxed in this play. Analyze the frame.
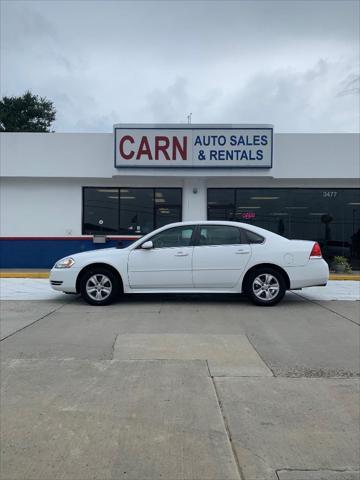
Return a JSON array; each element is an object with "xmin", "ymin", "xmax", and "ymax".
[{"xmin": 310, "ymin": 242, "xmax": 322, "ymax": 258}]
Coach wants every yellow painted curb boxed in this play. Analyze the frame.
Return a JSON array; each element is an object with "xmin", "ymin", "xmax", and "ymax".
[
  {"xmin": 329, "ymin": 274, "xmax": 360, "ymax": 281},
  {"xmin": 0, "ymin": 272, "xmax": 50, "ymax": 279}
]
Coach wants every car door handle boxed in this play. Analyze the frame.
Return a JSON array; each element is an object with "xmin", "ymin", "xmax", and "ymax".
[
  {"xmin": 175, "ymin": 251, "xmax": 189, "ymax": 256},
  {"xmin": 235, "ymin": 249, "xmax": 250, "ymax": 254}
]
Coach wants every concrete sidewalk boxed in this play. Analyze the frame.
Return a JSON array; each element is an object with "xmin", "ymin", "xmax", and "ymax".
[
  {"xmin": 1, "ymin": 277, "xmax": 359, "ymax": 301},
  {"xmin": 1, "ymin": 268, "xmax": 360, "ymax": 281}
]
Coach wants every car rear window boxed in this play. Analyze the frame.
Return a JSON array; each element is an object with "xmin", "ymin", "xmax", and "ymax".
[
  {"xmin": 244, "ymin": 230, "xmax": 264, "ymax": 244},
  {"xmin": 198, "ymin": 226, "xmax": 242, "ymax": 246}
]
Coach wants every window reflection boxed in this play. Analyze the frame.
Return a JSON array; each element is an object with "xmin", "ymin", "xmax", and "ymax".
[
  {"xmin": 120, "ymin": 189, "xmax": 154, "ymax": 235},
  {"xmin": 208, "ymin": 188, "xmax": 360, "ymax": 268},
  {"xmin": 83, "ymin": 188, "xmax": 119, "ymax": 234},
  {"xmin": 83, "ymin": 188, "xmax": 182, "ymax": 236}
]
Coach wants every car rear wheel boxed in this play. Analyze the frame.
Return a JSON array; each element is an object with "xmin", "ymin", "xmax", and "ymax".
[
  {"xmin": 246, "ymin": 268, "xmax": 286, "ymax": 306},
  {"xmin": 79, "ymin": 268, "xmax": 120, "ymax": 306}
]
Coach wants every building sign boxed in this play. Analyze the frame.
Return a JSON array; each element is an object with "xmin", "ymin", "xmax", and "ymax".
[{"xmin": 114, "ymin": 124, "xmax": 273, "ymax": 168}]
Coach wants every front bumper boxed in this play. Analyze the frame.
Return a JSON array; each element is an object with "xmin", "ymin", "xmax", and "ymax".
[{"xmin": 49, "ymin": 267, "xmax": 80, "ymax": 293}]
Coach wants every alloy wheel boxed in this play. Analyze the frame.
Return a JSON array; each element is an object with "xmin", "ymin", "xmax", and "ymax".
[
  {"xmin": 85, "ymin": 274, "xmax": 112, "ymax": 301},
  {"xmin": 252, "ymin": 273, "xmax": 280, "ymax": 301}
]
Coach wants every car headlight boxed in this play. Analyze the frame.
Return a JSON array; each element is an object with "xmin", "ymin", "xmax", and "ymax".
[{"xmin": 54, "ymin": 257, "xmax": 75, "ymax": 269}]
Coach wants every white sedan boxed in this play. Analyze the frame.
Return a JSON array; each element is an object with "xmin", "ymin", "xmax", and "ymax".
[{"xmin": 50, "ymin": 221, "xmax": 329, "ymax": 306}]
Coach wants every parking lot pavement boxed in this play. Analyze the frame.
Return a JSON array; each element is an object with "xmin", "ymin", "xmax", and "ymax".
[
  {"xmin": 1, "ymin": 294, "xmax": 358, "ymax": 377},
  {"xmin": 1, "ymin": 361, "xmax": 358, "ymax": 480},
  {"xmin": 0, "ymin": 290, "xmax": 359, "ymax": 480},
  {"xmin": 216, "ymin": 377, "xmax": 359, "ymax": 480},
  {"xmin": 305, "ymin": 300, "xmax": 360, "ymax": 326},
  {"xmin": 113, "ymin": 334, "xmax": 273, "ymax": 376},
  {"xmin": 0, "ymin": 299, "xmax": 69, "ymax": 340},
  {"xmin": 1, "ymin": 359, "xmax": 240, "ymax": 480}
]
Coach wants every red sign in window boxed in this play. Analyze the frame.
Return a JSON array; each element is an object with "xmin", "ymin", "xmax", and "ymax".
[{"xmin": 241, "ymin": 212, "xmax": 256, "ymax": 220}]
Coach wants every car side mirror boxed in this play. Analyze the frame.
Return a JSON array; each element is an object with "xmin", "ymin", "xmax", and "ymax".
[{"xmin": 141, "ymin": 240, "xmax": 153, "ymax": 249}]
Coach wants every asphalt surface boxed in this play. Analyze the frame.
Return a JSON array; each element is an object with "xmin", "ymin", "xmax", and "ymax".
[{"xmin": 1, "ymin": 292, "xmax": 359, "ymax": 480}]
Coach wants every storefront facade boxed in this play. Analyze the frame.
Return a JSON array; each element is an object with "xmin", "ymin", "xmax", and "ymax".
[{"xmin": 1, "ymin": 124, "xmax": 359, "ymax": 268}]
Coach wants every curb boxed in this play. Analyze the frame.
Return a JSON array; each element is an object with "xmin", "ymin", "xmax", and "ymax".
[
  {"xmin": 329, "ymin": 274, "xmax": 360, "ymax": 281},
  {"xmin": 0, "ymin": 272, "xmax": 359, "ymax": 281}
]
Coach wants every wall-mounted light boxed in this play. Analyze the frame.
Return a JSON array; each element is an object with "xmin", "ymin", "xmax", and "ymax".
[
  {"xmin": 193, "ymin": 187, "xmax": 198, "ymax": 194},
  {"xmin": 251, "ymin": 196, "xmax": 279, "ymax": 200}
]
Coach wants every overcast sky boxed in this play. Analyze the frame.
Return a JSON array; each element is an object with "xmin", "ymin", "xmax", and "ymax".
[{"xmin": 1, "ymin": 0, "xmax": 359, "ymax": 132}]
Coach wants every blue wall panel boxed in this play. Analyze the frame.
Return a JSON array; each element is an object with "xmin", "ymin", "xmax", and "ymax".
[{"xmin": 0, "ymin": 239, "xmax": 135, "ymax": 268}]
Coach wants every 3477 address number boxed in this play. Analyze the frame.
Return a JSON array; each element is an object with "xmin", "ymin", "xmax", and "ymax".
[{"xmin": 322, "ymin": 191, "xmax": 338, "ymax": 198}]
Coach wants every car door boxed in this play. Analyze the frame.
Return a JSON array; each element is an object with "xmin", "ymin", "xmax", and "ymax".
[
  {"xmin": 192, "ymin": 225, "xmax": 251, "ymax": 288},
  {"xmin": 128, "ymin": 225, "xmax": 196, "ymax": 289}
]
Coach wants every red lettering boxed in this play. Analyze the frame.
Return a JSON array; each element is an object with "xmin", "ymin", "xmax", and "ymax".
[
  {"xmin": 120, "ymin": 134, "xmax": 188, "ymax": 162},
  {"xmin": 136, "ymin": 136, "xmax": 153, "ymax": 160},
  {"xmin": 119, "ymin": 135, "xmax": 134, "ymax": 160},
  {"xmin": 172, "ymin": 136, "xmax": 187, "ymax": 160},
  {"xmin": 155, "ymin": 136, "xmax": 170, "ymax": 160}
]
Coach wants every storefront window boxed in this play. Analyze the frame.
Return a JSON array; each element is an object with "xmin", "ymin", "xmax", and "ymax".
[
  {"xmin": 155, "ymin": 189, "xmax": 182, "ymax": 229},
  {"xmin": 208, "ymin": 188, "xmax": 360, "ymax": 268},
  {"xmin": 82, "ymin": 188, "xmax": 119, "ymax": 234},
  {"xmin": 119, "ymin": 188, "xmax": 154, "ymax": 235},
  {"xmin": 83, "ymin": 187, "xmax": 182, "ymax": 235}
]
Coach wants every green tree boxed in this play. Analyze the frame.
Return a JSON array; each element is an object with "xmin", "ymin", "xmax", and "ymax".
[{"xmin": 0, "ymin": 91, "xmax": 56, "ymax": 132}]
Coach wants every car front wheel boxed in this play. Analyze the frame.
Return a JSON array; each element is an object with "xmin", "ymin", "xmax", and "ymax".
[
  {"xmin": 246, "ymin": 268, "xmax": 286, "ymax": 306},
  {"xmin": 79, "ymin": 268, "xmax": 120, "ymax": 306}
]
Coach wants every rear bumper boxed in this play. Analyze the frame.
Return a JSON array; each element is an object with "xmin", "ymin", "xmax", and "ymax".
[{"xmin": 287, "ymin": 259, "xmax": 329, "ymax": 289}]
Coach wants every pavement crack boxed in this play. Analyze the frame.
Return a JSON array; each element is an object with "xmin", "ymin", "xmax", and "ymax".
[
  {"xmin": 277, "ymin": 468, "xmax": 358, "ymax": 472},
  {"xmin": 276, "ymin": 467, "xmax": 359, "ymax": 479},
  {"xmin": 111, "ymin": 334, "xmax": 119, "ymax": 359},
  {"xmin": 0, "ymin": 303, "xmax": 66, "ymax": 342},
  {"xmin": 206, "ymin": 360, "xmax": 244, "ymax": 480}
]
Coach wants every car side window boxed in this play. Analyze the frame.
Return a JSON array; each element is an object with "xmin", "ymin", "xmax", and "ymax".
[
  {"xmin": 198, "ymin": 226, "xmax": 242, "ymax": 246},
  {"xmin": 150, "ymin": 226, "xmax": 195, "ymax": 249},
  {"xmin": 244, "ymin": 230, "xmax": 264, "ymax": 244}
]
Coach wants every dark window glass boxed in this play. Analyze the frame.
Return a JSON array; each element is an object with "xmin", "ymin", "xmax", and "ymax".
[
  {"xmin": 198, "ymin": 225, "xmax": 242, "ymax": 246},
  {"xmin": 83, "ymin": 187, "xmax": 182, "ymax": 235},
  {"xmin": 245, "ymin": 230, "xmax": 264, "ymax": 244},
  {"xmin": 155, "ymin": 207, "xmax": 182, "ymax": 228},
  {"xmin": 207, "ymin": 188, "xmax": 360, "ymax": 268},
  {"xmin": 151, "ymin": 226, "xmax": 195, "ymax": 248},
  {"xmin": 208, "ymin": 188, "xmax": 235, "ymax": 221},
  {"xmin": 83, "ymin": 188, "xmax": 119, "ymax": 234},
  {"xmin": 208, "ymin": 189, "xmax": 235, "ymax": 206},
  {"xmin": 155, "ymin": 189, "xmax": 182, "ymax": 205},
  {"xmin": 155, "ymin": 189, "xmax": 182, "ymax": 229},
  {"xmin": 119, "ymin": 188, "xmax": 154, "ymax": 235}
]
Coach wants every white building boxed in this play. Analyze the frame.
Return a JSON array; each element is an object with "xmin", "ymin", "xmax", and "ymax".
[{"xmin": 0, "ymin": 124, "xmax": 359, "ymax": 268}]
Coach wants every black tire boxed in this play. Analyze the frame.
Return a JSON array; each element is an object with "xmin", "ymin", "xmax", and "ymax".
[
  {"xmin": 79, "ymin": 267, "xmax": 120, "ymax": 306},
  {"xmin": 245, "ymin": 267, "xmax": 286, "ymax": 306}
]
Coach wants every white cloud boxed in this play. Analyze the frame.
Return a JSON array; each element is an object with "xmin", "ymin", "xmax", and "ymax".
[{"xmin": 1, "ymin": 0, "xmax": 359, "ymax": 132}]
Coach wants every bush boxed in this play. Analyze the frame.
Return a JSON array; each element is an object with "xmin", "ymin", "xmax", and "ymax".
[{"xmin": 333, "ymin": 256, "xmax": 352, "ymax": 273}]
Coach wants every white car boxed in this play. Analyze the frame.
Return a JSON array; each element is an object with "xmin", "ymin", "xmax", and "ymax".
[{"xmin": 50, "ymin": 221, "xmax": 329, "ymax": 306}]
